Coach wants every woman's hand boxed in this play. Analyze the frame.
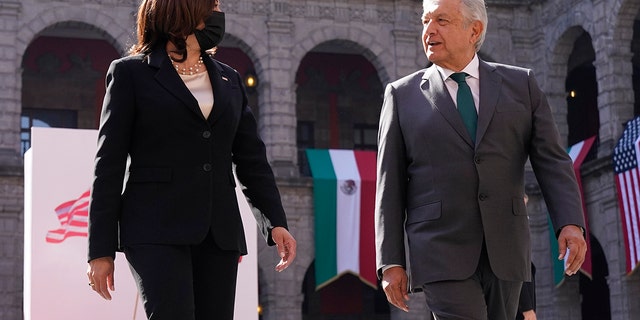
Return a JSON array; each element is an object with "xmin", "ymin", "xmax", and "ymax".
[
  {"xmin": 87, "ymin": 256, "xmax": 115, "ymax": 300},
  {"xmin": 271, "ymin": 227, "xmax": 297, "ymax": 272}
]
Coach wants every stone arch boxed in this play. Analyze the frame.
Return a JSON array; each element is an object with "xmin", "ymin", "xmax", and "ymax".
[
  {"xmin": 291, "ymin": 26, "xmax": 393, "ymax": 87},
  {"xmin": 218, "ymin": 31, "xmax": 267, "ymax": 127},
  {"xmin": 293, "ymin": 38, "xmax": 385, "ymax": 153},
  {"xmin": 613, "ymin": 0, "xmax": 640, "ymax": 46},
  {"xmin": 547, "ymin": 25, "xmax": 591, "ymax": 146},
  {"xmin": 16, "ymin": 9, "xmax": 127, "ymax": 153},
  {"xmin": 544, "ymin": 0, "xmax": 596, "ymax": 146},
  {"xmin": 223, "ymin": 20, "xmax": 268, "ymax": 91},
  {"xmin": 16, "ymin": 6, "xmax": 130, "ymax": 62},
  {"xmin": 14, "ymin": 7, "xmax": 131, "ymax": 135},
  {"xmin": 613, "ymin": 0, "xmax": 640, "ymax": 119}
]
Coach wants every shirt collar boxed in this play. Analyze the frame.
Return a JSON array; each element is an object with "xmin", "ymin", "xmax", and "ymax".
[{"xmin": 436, "ymin": 54, "xmax": 480, "ymax": 81}]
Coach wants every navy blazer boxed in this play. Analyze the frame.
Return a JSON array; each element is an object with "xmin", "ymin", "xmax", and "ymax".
[{"xmin": 88, "ymin": 46, "xmax": 287, "ymax": 261}]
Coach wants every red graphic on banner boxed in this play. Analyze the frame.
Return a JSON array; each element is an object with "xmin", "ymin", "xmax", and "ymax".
[{"xmin": 46, "ymin": 190, "xmax": 90, "ymax": 243}]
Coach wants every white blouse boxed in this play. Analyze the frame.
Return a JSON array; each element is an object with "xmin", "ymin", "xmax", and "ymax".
[{"xmin": 180, "ymin": 72, "xmax": 214, "ymax": 119}]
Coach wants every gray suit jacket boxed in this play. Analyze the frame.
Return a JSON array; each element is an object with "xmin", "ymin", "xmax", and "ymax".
[{"xmin": 375, "ymin": 59, "xmax": 585, "ymax": 289}]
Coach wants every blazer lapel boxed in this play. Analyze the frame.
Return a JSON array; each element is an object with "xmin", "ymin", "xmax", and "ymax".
[
  {"xmin": 421, "ymin": 66, "xmax": 474, "ymax": 147},
  {"xmin": 476, "ymin": 60, "xmax": 501, "ymax": 144},
  {"xmin": 148, "ymin": 47, "xmax": 205, "ymax": 120},
  {"xmin": 202, "ymin": 56, "xmax": 231, "ymax": 126}
]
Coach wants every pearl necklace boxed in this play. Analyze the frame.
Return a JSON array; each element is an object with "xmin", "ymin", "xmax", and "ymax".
[{"xmin": 171, "ymin": 55, "xmax": 204, "ymax": 75}]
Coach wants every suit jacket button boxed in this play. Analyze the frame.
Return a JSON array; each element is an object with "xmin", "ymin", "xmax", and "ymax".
[
  {"xmin": 474, "ymin": 156, "xmax": 481, "ymax": 164},
  {"xmin": 203, "ymin": 163, "xmax": 212, "ymax": 172},
  {"xmin": 479, "ymin": 194, "xmax": 487, "ymax": 201},
  {"xmin": 202, "ymin": 131, "xmax": 211, "ymax": 139}
]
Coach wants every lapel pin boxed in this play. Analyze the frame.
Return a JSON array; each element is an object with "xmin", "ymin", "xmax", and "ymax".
[{"xmin": 222, "ymin": 76, "xmax": 228, "ymax": 81}]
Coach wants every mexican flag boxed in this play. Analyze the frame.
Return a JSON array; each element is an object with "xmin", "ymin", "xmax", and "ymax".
[
  {"xmin": 306, "ymin": 149, "xmax": 377, "ymax": 289},
  {"xmin": 550, "ymin": 136, "xmax": 595, "ymax": 286}
]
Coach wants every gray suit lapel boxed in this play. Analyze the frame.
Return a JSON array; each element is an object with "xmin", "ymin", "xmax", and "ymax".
[
  {"xmin": 421, "ymin": 67, "xmax": 474, "ymax": 147},
  {"xmin": 476, "ymin": 60, "xmax": 501, "ymax": 144}
]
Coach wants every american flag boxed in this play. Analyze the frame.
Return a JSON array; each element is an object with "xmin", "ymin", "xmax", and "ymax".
[
  {"xmin": 45, "ymin": 190, "xmax": 90, "ymax": 243},
  {"xmin": 613, "ymin": 117, "xmax": 640, "ymax": 274}
]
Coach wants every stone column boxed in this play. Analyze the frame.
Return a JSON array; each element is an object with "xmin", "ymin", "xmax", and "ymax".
[
  {"xmin": 590, "ymin": 37, "xmax": 637, "ymax": 318},
  {"xmin": 257, "ymin": 178, "xmax": 313, "ymax": 320},
  {"xmin": 257, "ymin": 3, "xmax": 302, "ymax": 320},
  {"xmin": 258, "ymin": 4, "xmax": 298, "ymax": 178},
  {"xmin": 392, "ymin": 29, "xmax": 423, "ymax": 81},
  {"xmin": 391, "ymin": 0, "xmax": 424, "ymax": 81},
  {"xmin": 0, "ymin": 2, "xmax": 24, "ymax": 320},
  {"xmin": 257, "ymin": 182, "xmax": 309, "ymax": 320},
  {"xmin": 0, "ymin": 0, "xmax": 22, "ymax": 168},
  {"xmin": 592, "ymin": 3, "xmax": 634, "ymax": 157}
]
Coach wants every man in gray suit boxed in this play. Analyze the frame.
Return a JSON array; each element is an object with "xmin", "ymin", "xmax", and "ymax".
[{"xmin": 374, "ymin": 0, "xmax": 587, "ymax": 319}]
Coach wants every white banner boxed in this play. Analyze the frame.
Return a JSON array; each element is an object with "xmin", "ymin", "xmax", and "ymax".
[{"xmin": 24, "ymin": 127, "xmax": 257, "ymax": 320}]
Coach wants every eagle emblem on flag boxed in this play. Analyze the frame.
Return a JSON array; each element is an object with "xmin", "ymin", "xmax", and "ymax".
[{"xmin": 340, "ymin": 179, "xmax": 357, "ymax": 195}]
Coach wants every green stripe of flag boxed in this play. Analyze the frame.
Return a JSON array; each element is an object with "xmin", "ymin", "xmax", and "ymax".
[
  {"xmin": 306, "ymin": 149, "xmax": 338, "ymax": 288},
  {"xmin": 549, "ymin": 215, "xmax": 565, "ymax": 287}
]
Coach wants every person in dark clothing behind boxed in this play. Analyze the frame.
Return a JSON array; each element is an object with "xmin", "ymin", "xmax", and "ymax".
[
  {"xmin": 517, "ymin": 194, "xmax": 536, "ymax": 320},
  {"xmin": 516, "ymin": 263, "xmax": 536, "ymax": 320}
]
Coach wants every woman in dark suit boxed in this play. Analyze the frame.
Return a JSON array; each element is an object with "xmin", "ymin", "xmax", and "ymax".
[{"xmin": 85, "ymin": 1, "xmax": 296, "ymax": 319}]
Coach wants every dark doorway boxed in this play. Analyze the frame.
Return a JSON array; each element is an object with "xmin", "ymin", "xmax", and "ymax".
[
  {"xmin": 580, "ymin": 235, "xmax": 611, "ymax": 320},
  {"xmin": 566, "ymin": 31, "xmax": 599, "ymax": 160},
  {"xmin": 21, "ymin": 22, "xmax": 120, "ymax": 154},
  {"xmin": 295, "ymin": 42, "xmax": 383, "ymax": 175},
  {"xmin": 302, "ymin": 261, "xmax": 390, "ymax": 320}
]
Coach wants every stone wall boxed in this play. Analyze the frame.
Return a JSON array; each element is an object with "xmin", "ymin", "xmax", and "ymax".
[{"xmin": 2, "ymin": 0, "xmax": 640, "ymax": 319}]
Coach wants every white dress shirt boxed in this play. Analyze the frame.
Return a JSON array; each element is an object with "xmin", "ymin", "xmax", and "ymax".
[{"xmin": 436, "ymin": 55, "xmax": 480, "ymax": 113}]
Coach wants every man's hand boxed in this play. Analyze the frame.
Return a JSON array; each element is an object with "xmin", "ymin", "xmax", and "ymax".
[
  {"xmin": 557, "ymin": 225, "xmax": 587, "ymax": 276},
  {"xmin": 272, "ymin": 227, "xmax": 297, "ymax": 272},
  {"xmin": 87, "ymin": 256, "xmax": 115, "ymax": 300},
  {"xmin": 522, "ymin": 310, "xmax": 537, "ymax": 320},
  {"xmin": 382, "ymin": 266, "xmax": 409, "ymax": 312}
]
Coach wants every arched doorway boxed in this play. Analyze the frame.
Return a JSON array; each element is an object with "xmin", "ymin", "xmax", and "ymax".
[
  {"xmin": 302, "ymin": 261, "xmax": 389, "ymax": 320},
  {"xmin": 21, "ymin": 22, "xmax": 120, "ymax": 154},
  {"xmin": 295, "ymin": 40, "xmax": 383, "ymax": 176},
  {"xmin": 565, "ymin": 30, "xmax": 599, "ymax": 158},
  {"xmin": 215, "ymin": 46, "xmax": 260, "ymax": 119},
  {"xmin": 296, "ymin": 40, "xmax": 387, "ymax": 318},
  {"xmin": 580, "ymin": 235, "xmax": 611, "ymax": 320}
]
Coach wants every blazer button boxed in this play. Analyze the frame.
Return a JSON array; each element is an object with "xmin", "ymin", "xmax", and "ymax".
[
  {"xmin": 474, "ymin": 156, "xmax": 481, "ymax": 164},
  {"xmin": 203, "ymin": 163, "xmax": 212, "ymax": 172},
  {"xmin": 479, "ymin": 193, "xmax": 488, "ymax": 201},
  {"xmin": 202, "ymin": 131, "xmax": 211, "ymax": 139}
]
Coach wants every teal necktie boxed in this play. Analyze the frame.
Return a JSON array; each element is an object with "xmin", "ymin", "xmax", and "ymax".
[{"xmin": 450, "ymin": 72, "xmax": 477, "ymax": 142}]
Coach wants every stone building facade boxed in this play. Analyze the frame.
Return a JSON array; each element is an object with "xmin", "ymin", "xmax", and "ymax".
[{"xmin": 1, "ymin": 0, "xmax": 640, "ymax": 319}]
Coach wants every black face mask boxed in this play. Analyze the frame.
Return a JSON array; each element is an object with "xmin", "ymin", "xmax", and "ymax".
[{"xmin": 194, "ymin": 11, "xmax": 225, "ymax": 52}]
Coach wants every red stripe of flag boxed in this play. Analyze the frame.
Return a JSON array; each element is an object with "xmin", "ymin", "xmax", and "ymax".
[
  {"xmin": 621, "ymin": 167, "xmax": 640, "ymax": 272},
  {"xmin": 572, "ymin": 136, "xmax": 595, "ymax": 277},
  {"xmin": 354, "ymin": 150, "xmax": 377, "ymax": 288},
  {"xmin": 615, "ymin": 173, "xmax": 635, "ymax": 272},
  {"xmin": 46, "ymin": 190, "xmax": 90, "ymax": 244},
  {"xmin": 629, "ymin": 163, "xmax": 640, "ymax": 271}
]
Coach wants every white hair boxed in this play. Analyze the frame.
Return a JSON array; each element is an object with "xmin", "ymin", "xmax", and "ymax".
[{"xmin": 423, "ymin": 0, "xmax": 488, "ymax": 52}]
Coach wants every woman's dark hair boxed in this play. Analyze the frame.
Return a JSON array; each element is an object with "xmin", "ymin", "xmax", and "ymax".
[{"xmin": 129, "ymin": 0, "xmax": 213, "ymax": 62}]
